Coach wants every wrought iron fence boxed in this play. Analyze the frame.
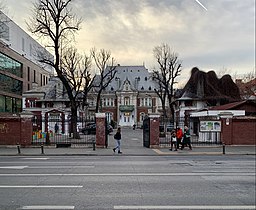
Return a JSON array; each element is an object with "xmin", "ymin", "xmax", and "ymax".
[
  {"xmin": 159, "ymin": 117, "xmax": 222, "ymax": 146},
  {"xmin": 31, "ymin": 118, "xmax": 95, "ymax": 147}
]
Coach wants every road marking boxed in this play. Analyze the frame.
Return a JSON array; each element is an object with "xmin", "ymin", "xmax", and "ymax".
[
  {"xmin": 0, "ymin": 172, "xmax": 254, "ymax": 176},
  {"xmin": 28, "ymin": 166, "xmax": 95, "ymax": 169},
  {"xmin": 19, "ymin": 205, "xmax": 74, "ymax": 209},
  {"xmin": 152, "ymin": 149, "xmax": 221, "ymax": 155},
  {"xmin": 0, "ymin": 166, "xmax": 28, "ymax": 169},
  {"xmin": 0, "ymin": 185, "xmax": 83, "ymax": 188},
  {"xmin": 114, "ymin": 205, "xmax": 256, "ymax": 209},
  {"xmin": 22, "ymin": 158, "xmax": 49, "ymax": 160}
]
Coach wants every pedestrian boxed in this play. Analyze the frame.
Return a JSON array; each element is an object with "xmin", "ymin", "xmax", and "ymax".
[
  {"xmin": 169, "ymin": 129, "xmax": 177, "ymax": 151},
  {"xmin": 113, "ymin": 127, "xmax": 122, "ymax": 154},
  {"xmin": 176, "ymin": 127, "xmax": 183, "ymax": 149},
  {"xmin": 54, "ymin": 123, "xmax": 59, "ymax": 134},
  {"xmin": 181, "ymin": 126, "xmax": 192, "ymax": 150}
]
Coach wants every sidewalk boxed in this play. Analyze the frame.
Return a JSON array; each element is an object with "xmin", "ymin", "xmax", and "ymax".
[
  {"xmin": 0, "ymin": 145, "xmax": 255, "ymax": 156},
  {"xmin": 0, "ymin": 127, "xmax": 255, "ymax": 156}
]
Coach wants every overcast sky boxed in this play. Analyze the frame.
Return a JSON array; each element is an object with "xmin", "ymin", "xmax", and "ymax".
[{"xmin": 4, "ymin": 0, "xmax": 256, "ymax": 83}]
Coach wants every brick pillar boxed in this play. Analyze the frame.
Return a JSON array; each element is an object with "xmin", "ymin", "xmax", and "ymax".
[
  {"xmin": 221, "ymin": 118, "xmax": 233, "ymax": 145},
  {"xmin": 149, "ymin": 114, "xmax": 160, "ymax": 148},
  {"xmin": 95, "ymin": 113, "xmax": 106, "ymax": 148},
  {"xmin": 20, "ymin": 111, "xmax": 34, "ymax": 147}
]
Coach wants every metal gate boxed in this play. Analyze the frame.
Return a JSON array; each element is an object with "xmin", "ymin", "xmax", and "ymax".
[
  {"xmin": 105, "ymin": 117, "xmax": 108, "ymax": 148},
  {"xmin": 159, "ymin": 116, "xmax": 222, "ymax": 147},
  {"xmin": 143, "ymin": 116, "xmax": 150, "ymax": 148},
  {"xmin": 31, "ymin": 117, "xmax": 95, "ymax": 148}
]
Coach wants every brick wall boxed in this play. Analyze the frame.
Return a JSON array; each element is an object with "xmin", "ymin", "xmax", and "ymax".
[
  {"xmin": 232, "ymin": 118, "xmax": 256, "ymax": 145},
  {"xmin": 0, "ymin": 115, "xmax": 32, "ymax": 146},
  {"xmin": 222, "ymin": 117, "xmax": 256, "ymax": 145}
]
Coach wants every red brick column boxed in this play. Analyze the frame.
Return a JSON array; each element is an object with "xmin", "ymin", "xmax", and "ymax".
[
  {"xmin": 221, "ymin": 118, "xmax": 233, "ymax": 145},
  {"xmin": 95, "ymin": 113, "xmax": 106, "ymax": 148},
  {"xmin": 149, "ymin": 114, "xmax": 160, "ymax": 148},
  {"xmin": 20, "ymin": 111, "xmax": 34, "ymax": 147}
]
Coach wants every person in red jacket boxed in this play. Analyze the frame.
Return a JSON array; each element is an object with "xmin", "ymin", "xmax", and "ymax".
[{"xmin": 176, "ymin": 127, "xmax": 183, "ymax": 149}]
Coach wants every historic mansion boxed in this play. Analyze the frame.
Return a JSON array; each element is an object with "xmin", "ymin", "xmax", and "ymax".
[{"xmin": 22, "ymin": 65, "xmax": 161, "ymax": 129}]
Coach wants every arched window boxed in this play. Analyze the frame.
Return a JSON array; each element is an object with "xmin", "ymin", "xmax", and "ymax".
[
  {"xmin": 106, "ymin": 112, "xmax": 113, "ymax": 123},
  {"xmin": 140, "ymin": 112, "xmax": 145, "ymax": 122},
  {"xmin": 124, "ymin": 97, "xmax": 130, "ymax": 105}
]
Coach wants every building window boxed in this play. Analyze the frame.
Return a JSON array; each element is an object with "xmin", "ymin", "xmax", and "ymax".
[
  {"xmin": 27, "ymin": 67, "xmax": 30, "ymax": 81},
  {"xmin": 0, "ymin": 95, "xmax": 5, "ymax": 112},
  {"xmin": 148, "ymin": 98, "xmax": 152, "ymax": 107},
  {"xmin": 0, "ymin": 52, "xmax": 22, "ymax": 77},
  {"xmin": 0, "ymin": 73, "xmax": 23, "ymax": 95},
  {"xmin": 140, "ymin": 112, "xmax": 145, "ymax": 122},
  {"xmin": 145, "ymin": 98, "xmax": 148, "ymax": 107},
  {"xmin": 0, "ymin": 22, "xmax": 10, "ymax": 41},
  {"xmin": 33, "ymin": 70, "xmax": 36, "ymax": 82},
  {"xmin": 124, "ymin": 97, "xmax": 130, "ymax": 105},
  {"xmin": 106, "ymin": 112, "xmax": 112, "ymax": 123},
  {"xmin": 140, "ymin": 98, "xmax": 144, "ymax": 106},
  {"xmin": 0, "ymin": 96, "xmax": 21, "ymax": 113},
  {"xmin": 40, "ymin": 74, "xmax": 43, "ymax": 86}
]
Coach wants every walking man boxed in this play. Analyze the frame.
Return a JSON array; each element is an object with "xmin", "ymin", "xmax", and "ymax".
[
  {"xmin": 113, "ymin": 127, "xmax": 122, "ymax": 154},
  {"xmin": 181, "ymin": 126, "xmax": 192, "ymax": 150}
]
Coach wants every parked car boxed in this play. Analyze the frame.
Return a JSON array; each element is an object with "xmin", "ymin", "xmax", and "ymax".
[
  {"xmin": 81, "ymin": 123, "xmax": 96, "ymax": 135},
  {"xmin": 81, "ymin": 123, "xmax": 113, "ymax": 135}
]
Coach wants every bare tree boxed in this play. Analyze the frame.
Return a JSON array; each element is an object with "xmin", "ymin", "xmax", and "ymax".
[
  {"xmin": 152, "ymin": 43, "xmax": 182, "ymax": 119},
  {"xmin": 217, "ymin": 67, "xmax": 232, "ymax": 78},
  {"xmin": 242, "ymin": 69, "xmax": 256, "ymax": 82},
  {"xmin": 91, "ymin": 48, "xmax": 117, "ymax": 113},
  {"xmin": 28, "ymin": 0, "xmax": 82, "ymax": 138},
  {"xmin": 60, "ymin": 46, "xmax": 92, "ymax": 137}
]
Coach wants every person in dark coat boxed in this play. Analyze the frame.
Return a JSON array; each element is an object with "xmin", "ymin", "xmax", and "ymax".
[
  {"xmin": 113, "ymin": 127, "xmax": 122, "ymax": 154},
  {"xmin": 181, "ymin": 126, "xmax": 192, "ymax": 150}
]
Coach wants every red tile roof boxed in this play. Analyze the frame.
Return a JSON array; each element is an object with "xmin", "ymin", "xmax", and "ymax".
[{"xmin": 209, "ymin": 101, "xmax": 247, "ymax": 110}]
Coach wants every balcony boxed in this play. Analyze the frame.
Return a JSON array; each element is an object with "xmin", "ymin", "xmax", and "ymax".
[{"xmin": 119, "ymin": 105, "xmax": 134, "ymax": 112}]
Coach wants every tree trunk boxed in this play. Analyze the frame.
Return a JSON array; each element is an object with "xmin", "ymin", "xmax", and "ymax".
[
  {"xmin": 71, "ymin": 103, "xmax": 80, "ymax": 139},
  {"xmin": 95, "ymin": 91, "xmax": 102, "ymax": 113}
]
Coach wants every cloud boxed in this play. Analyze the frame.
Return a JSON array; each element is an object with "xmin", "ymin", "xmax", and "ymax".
[{"xmin": 5, "ymin": 0, "xmax": 256, "ymax": 81}]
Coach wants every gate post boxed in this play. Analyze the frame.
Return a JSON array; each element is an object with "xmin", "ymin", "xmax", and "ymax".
[
  {"xmin": 149, "ymin": 114, "xmax": 160, "ymax": 148},
  {"xmin": 20, "ymin": 111, "xmax": 34, "ymax": 147},
  {"xmin": 95, "ymin": 113, "xmax": 106, "ymax": 148}
]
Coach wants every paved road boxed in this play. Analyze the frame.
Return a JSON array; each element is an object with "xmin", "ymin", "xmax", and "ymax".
[{"xmin": 0, "ymin": 155, "xmax": 255, "ymax": 209}]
